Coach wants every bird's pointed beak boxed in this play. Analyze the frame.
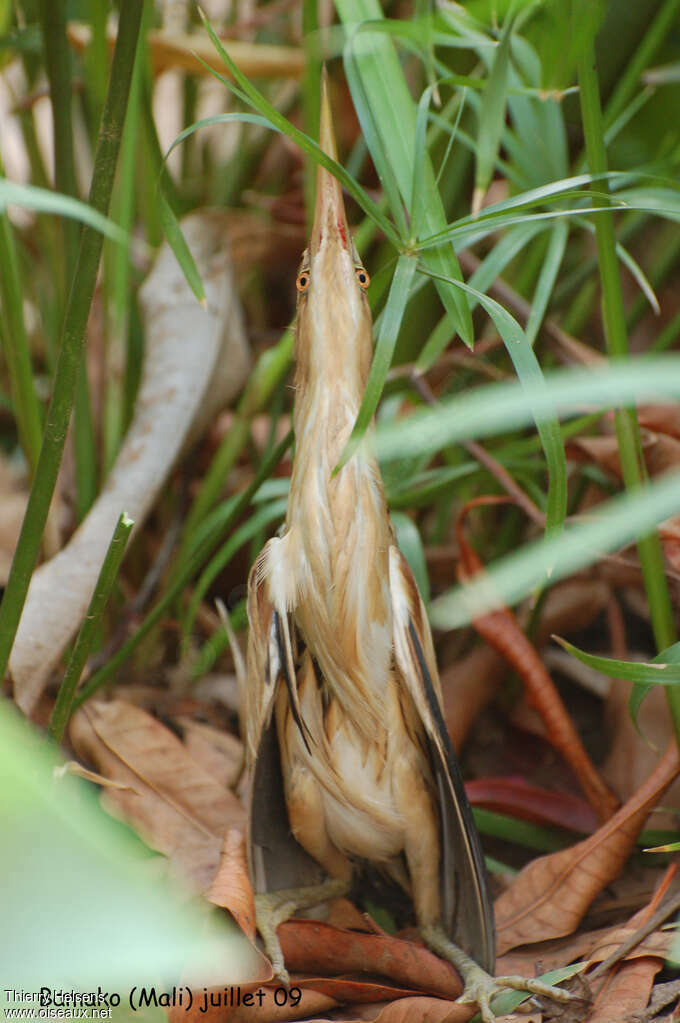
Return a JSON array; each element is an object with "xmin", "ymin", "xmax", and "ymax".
[{"xmin": 310, "ymin": 68, "xmax": 350, "ymax": 257}]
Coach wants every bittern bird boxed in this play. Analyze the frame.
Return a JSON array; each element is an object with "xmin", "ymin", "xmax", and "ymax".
[{"xmin": 245, "ymin": 73, "xmax": 574, "ymax": 1023}]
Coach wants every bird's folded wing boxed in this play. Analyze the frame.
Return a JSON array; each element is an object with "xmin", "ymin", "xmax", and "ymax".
[
  {"xmin": 246, "ymin": 540, "xmax": 324, "ymax": 893},
  {"xmin": 388, "ymin": 545, "xmax": 496, "ymax": 972}
]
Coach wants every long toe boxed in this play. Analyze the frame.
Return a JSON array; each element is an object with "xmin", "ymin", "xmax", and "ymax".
[{"xmin": 498, "ymin": 975, "xmax": 578, "ymax": 1004}]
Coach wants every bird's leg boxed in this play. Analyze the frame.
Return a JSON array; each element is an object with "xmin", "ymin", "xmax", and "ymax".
[
  {"xmin": 255, "ymin": 878, "xmax": 350, "ymax": 984},
  {"xmin": 421, "ymin": 924, "xmax": 577, "ymax": 1023}
]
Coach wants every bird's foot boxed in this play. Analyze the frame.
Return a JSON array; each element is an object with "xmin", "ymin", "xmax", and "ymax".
[
  {"xmin": 255, "ymin": 878, "xmax": 351, "ymax": 984},
  {"xmin": 421, "ymin": 925, "xmax": 579, "ymax": 1023}
]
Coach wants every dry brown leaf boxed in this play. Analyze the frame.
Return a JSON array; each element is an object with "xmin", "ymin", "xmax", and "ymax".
[
  {"xmin": 169, "ymin": 986, "xmax": 339, "ymax": 1023},
  {"xmin": 496, "ymin": 926, "xmax": 613, "ymax": 977},
  {"xmin": 11, "ymin": 211, "xmax": 250, "ymax": 714},
  {"xmin": 495, "ymin": 742, "xmax": 680, "ymax": 954},
  {"xmin": 70, "ymin": 699, "xmax": 246, "ymax": 890},
  {"xmin": 206, "ymin": 828, "xmax": 256, "ymax": 942},
  {"xmin": 367, "ymin": 997, "xmax": 471, "ymax": 1023},
  {"xmin": 277, "ymin": 920, "xmax": 461, "ymax": 1001},
  {"xmin": 177, "ymin": 716, "xmax": 245, "ymax": 789},
  {"xmin": 638, "ymin": 403, "xmax": 680, "ymax": 440},
  {"xmin": 586, "ymin": 957, "xmax": 664, "ymax": 1023}
]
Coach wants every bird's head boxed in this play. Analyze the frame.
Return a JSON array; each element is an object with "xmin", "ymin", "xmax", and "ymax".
[{"xmin": 294, "ymin": 69, "xmax": 372, "ymax": 385}]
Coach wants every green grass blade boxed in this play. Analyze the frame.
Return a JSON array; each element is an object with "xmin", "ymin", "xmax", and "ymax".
[
  {"xmin": 375, "ymin": 356, "xmax": 680, "ymax": 463},
  {"xmin": 429, "ymin": 464, "xmax": 680, "ymax": 630},
  {"xmin": 0, "ymin": 205, "xmax": 43, "ymax": 474},
  {"xmin": 0, "ymin": 180, "xmax": 128, "ymax": 242},
  {"xmin": 392, "ymin": 511, "xmax": 430, "ymax": 602},
  {"xmin": 576, "ymin": 20, "xmax": 678, "ymax": 740},
  {"xmin": 0, "ymin": 0, "xmax": 144, "ymax": 682},
  {"xmin": 74, "ymin": 429, "xmax": 294, "ymax": 708},
  {"xmin": 524, "ymin": 219, "xmax": 568, "ymax": 347},
  {"xmin": 182, "ymin": 498, "xmax": 287, "ymax": 643},
  {"xmin": 158, "ymin": 193, "xmax": 206, "ymax": 305},
  {"xmin": 336, "ymin": 0, "xmax": 474, "ymax": 346},
  {"xmin": 417, "ymin": 268, "xmax": 567, "ymax": 536},
  {"xmin": 554, "ymin": 637, "xmax": 680, "ymax": 688},
  {"xmin": 336, "ymin": 254, "xmax": 417, "ymax": 471},
  {"xmin": 197, "ymin": 9, "xmax": 398, "ymax": 245},
  {"xmin": 473, "ymin": 17, "xmax": 513, "ymax": 213},
  {"xmin": 48, "ymin": 512, "xmax": 134, "ymax": 743}
]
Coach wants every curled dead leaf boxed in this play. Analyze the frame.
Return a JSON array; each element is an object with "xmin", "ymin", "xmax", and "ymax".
[
  {"xmin": 70, "ymin": 699, "xmax": 246, "ymax": 890},
  {"xmin": 277, "ymin": 920, "xmax": 462, "ymax": 1001},
  {"xmin": 206, "ymin": 828, "xmax": 256, "ymax": 942},
  {"xmin": 495, "ymin": 742, "xmax": 680, "ymax": 954}
]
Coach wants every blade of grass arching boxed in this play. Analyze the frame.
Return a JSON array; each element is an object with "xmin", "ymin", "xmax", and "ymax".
[
  {"xmin": 0, "ymin": 203, "xmax": 43, "ymax": 475},
  {"xmin": 576, "ymin": 26, "xmax": 679, "ymax": 742},
  {"xmin": 178, "ymin": 328, "xmax": 293, "ymax": 556},
  {"xmin": 73, "ymin": 430, "xmax": 293, "ymax": 709},
  {"xmin": 196, "ymin": 10, "xmax": 397, "ymax": 246},
  {"xmin": 157, "ymin": 194, "xmax": 206, "ymax": 305},
  {"xmin": 416, "ymin": 221, "xmax": 544, "ymax": 372},
  {"xmin": 182, "ymin": 498, "xmax": 288, "ymax": 644},
  {"xmin": 428, "ymin": 465, "xmax": 680, "ymax": 631},
  {"xmin": 572, "ymin": 216, "xmax": 660, "ymax": 317},
  {"xmin": 418, "ymin": 269, "xmax": 567, "ymax": 538},
  {"xmin": 524, "ymin": 219, "xmax": 568, "ymax": 347},
  {"xmin": 336, "ymin": 254, "xmax": 417, "ymax": 471},
  {"xmin": 554, "ymin": 641, "xmax": 680, "ymax": 739},
  {"xmin": 472, "ymin": 17, "xmax": 513, "ymax": 215},
  {"xmin": 554, "ymin": 638, "xmax": 680, "ymax": 689},
  {"xmin": 48, "ymin": 512, "xmax": 134, "ymax": 744},
  {"xmin": 0, "ymin": 182, "xmax": 127, "ymax": 241},
  {"xmin": 0, "ymin": 0, "xmax": 144, "ymax": 684},
  {"xmin": 39, "ymin": 0, "xmax": 98, "ymax": 521},
  {"xmin": 628, "ymin": 222, "xmax": 680, "ymax": 332},
  {"xmin": 376, "ymin": 357, "xmax": 680, "ymax": 463},
  {"xmin": 630, "ymin": 643, "xmax": 680, "ymax": 737},
  {"xmin": 336, "ymin": 0, "xmax": 474, "ymax": 346}
]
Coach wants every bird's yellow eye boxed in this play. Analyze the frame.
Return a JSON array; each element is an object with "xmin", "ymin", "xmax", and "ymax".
[
  {"xmin": 296, "ymin": 270, "xmax": 310, "ymax": 293},
  {"xmin": 355, "ymin": 267, "xmax": 370, "ymax": 289}
]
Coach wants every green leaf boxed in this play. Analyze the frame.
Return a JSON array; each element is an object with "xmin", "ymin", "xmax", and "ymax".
[
  {"xmin": 473, "ymin": 17, "xmax": 513, "ymax": 211},
  {"xmin": 336, "ymin": 0, "xmax": 474, "ymax": 346},
  {"xmin": 392, "ymin": 511, "xmax": 430, "ymax": 603},
  {"xmin": 158, "ymin": 193, "xmax": 206, "ymax": 305},
  {"xmin": 427, "ymin": 466, "xmax": 680, "ymax": 629},
  {"xmin": 0, "ymin": 701, "xmax": 255, "ymax": 986},
  {"xmin": 554, "ymin": 637, "xmax": 680, "ymax": 687},
  {"xmin": 417, "ymin": 268, "xmax": 567, "ymax": 538},
  {"xmin": 336, "ymin": 254, "xmax": 417, "ymax": 470},
  {"xmin": 524, "ymin": 219, "xmax": 568, "ymax": 347},
  {"xmin": 0, "ymin": 179, "xmax": 127, "ymax": 243},
  {"xmin": 375, "ymin": 356, "xmax": 680, "ymax": 464}
]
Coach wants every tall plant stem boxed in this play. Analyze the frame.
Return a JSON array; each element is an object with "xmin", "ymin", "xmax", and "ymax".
[
  {"xmin": 577, "ymin": 36, "xmax": 680, "ymax": 742},
  {"xmin": 0, "ymin": 2, "xmax": 144, "ymax": 683},
  {"xmin": 39, "ymin": 0, "xmax": 98, "ymax": 518}
]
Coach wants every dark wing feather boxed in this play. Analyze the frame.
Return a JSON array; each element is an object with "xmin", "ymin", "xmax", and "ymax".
[
  {"xmin": 249, "ymin": 699, "xmax": 325, "ymax": 894},
  {"xmin": 246, "ymin": 540, "xmax": 323, "ymax": 894},
  {"xmin": 389, "ymin": 546, "xmax": 496, "ymax": 972}
]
